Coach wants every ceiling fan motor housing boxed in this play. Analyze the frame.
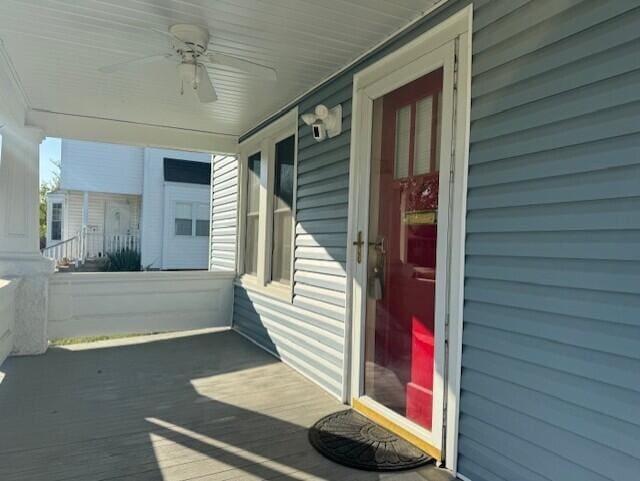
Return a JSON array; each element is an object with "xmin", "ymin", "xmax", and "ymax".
[{"xmin": 169, "ymin": 24, "xmax": 210, "ymax": 55}]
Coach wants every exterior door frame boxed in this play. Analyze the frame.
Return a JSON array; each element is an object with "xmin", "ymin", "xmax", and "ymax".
[{"xmin": 345, "ymin": 5, "xmax": 472, "ymax": 473}]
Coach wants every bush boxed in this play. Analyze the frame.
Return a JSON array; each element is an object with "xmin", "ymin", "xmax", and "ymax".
[{"xmin": 101, "ymin": 248, "xmax": 141, "ymax": 272}]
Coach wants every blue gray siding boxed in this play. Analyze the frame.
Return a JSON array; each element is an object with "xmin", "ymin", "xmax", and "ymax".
[
  {"xmin": 459, "ymin": 1, "xmax": 640, "ymax": 480},
  {"xmin": 233, "ymin": 0, "xmax": 640, "ymax": 479},
  {"xmin": 209, "ymin": 154, "xmax": 238, "ymax": 271}
]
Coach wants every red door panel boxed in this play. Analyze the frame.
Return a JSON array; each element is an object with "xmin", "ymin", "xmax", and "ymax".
[{"xmin": 364, "ymin": 68, "xmax": 443, "ymax": 431}]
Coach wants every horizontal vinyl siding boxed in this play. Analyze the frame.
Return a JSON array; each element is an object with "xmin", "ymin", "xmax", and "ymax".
[
  {"xmin": 209, "ymin": 155, "xmax": 238, "ymax": 271},
  {"xmin": 459, "ymin": 1, "xmax": 640, "ymax": 481},
  {"xmin": 233, "ymin": 287, "xmax": 344, "ymax": 398}
]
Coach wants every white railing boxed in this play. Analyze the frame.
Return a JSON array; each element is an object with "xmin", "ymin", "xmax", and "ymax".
[
  {"xmin": 43, "ymin": 229, "xmax": 141, "ymax": 267},
  {"xmin": 42, "ymin": 236, "xmax": 80, "ymax": 267},
  {"xmin": 104, "ymin": 233, "xmax": 140, "ymax": 254},
  {"xmin": 81, "ymin": 228, "xmax": 105, "ymax": 260}
]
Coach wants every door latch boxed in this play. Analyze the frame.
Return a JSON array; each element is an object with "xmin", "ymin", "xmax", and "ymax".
[{"xmin": 352, "ymin": 230, "xmax": 364, "ymax": 264}]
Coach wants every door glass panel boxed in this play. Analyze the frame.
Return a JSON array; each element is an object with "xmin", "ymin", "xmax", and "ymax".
[
  {"xmin": 414, "ymin": 96, "xmax": 433, "ymax": 175},
  {"xmin": 394, "ymin": 105, "xmax": 411, "ymax": 179},
  {"xmin": 364, "ymin": 68, "xmax": 443, "ymax": 431}
]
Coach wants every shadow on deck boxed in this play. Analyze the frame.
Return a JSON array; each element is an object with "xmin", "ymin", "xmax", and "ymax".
[{"xmin": 0, "ymin": 329, "xmax": 450, "ymax": 481}]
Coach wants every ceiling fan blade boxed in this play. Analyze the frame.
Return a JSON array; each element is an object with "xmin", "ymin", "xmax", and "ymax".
[
  {"xmin": 196, "ymin": 65, "xmax": 217, "ymax": 103},
  {"xmin": 99, "ymin": 53, "xmax": 174, "ymax": 73},
  {"xmin": 207, "ymin": 52, "xmax": 277, "ymax": 81}
]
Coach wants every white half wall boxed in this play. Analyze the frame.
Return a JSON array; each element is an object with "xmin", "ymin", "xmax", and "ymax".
[
  {"xmin": 47, "ymin": 270, "xmax": 235, "ymax": 339},
  {"xmin": 0, "ymin": 278, "xmax": 18, "ymax": 366}
]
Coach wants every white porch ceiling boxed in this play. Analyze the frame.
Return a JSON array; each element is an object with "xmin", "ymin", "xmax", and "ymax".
[{"xmin": 0, "ymin": 0, "xmax": 440, "ymax": 138}]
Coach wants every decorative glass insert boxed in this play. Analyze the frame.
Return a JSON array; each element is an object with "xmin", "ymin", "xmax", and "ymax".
[{"xmin": 394, "ymin": 105, "xmax": 411, "ymax": 179}]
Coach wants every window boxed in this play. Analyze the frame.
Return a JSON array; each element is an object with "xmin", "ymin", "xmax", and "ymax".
[
  {"xmin": 51, "ymin": 203, "xmax": 62, "ymax": 241},
  {"xmin": 239, "ymin": 108, "xmax": 298, "ymax": 297},
  {"xmin": 195, "ymin": 203, "xmax": 210, "ymax": 237},
  {"xmin": 271, "ymin": 136, "xmax": 295, "ymax": 284},
  {"xmin": 244, "ymin": 152, "xmax": 261, "ymax": 276},
  {"xmin": 175, "ymin": 202, "xmax": 210, "ymax": 237},
  {"xmin": 175, "ymin": 203, "xmax": 193, "ymax": 236}
]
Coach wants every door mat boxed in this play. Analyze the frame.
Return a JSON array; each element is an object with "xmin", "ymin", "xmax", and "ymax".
[{"xmin": 308, "ymin": 409, "xmax": 433, "ymax": 471}]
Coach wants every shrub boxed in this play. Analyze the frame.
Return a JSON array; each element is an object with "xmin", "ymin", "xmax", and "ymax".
[{"xmin": 101, "ymin": 248, "xmax": 141, "ymax": 272}]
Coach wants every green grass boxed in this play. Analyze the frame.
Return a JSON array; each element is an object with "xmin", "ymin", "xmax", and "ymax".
[{"xmin": 50, "ymin": 332, "xmax": 156, "ymax": 346}]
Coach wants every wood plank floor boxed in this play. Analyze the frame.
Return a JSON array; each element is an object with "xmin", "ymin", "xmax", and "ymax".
[{"xmin": 0, "ymin": 329, "xmax": 452, "ymax": 481}]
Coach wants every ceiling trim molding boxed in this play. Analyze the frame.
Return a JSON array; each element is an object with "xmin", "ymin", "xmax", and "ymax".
[
  {"xmin": 0, "ymin": 38, "xmax": 30, "ymax": 128},
  {"xmin": 27, "ymin": 109, "xmax": 238, "ymax": 154}
]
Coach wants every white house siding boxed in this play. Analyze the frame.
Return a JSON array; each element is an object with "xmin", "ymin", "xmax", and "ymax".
[
  {"xmin": 161, "ymin": 182, "xmax": 210, "ymax": 270},
  {"xmin": 60, "ymin": 139, "xmax": 144, "ymax": 195},
  {"xmin": 209, "ymin": 154, "xmax": 238, "ymax": 271},
  {"xmin": 233, "ymin": 0, "xmax": 640, "ymax": 479},
  {"xmin": 140, "ymin": 148, "xmax": 212, "ymax": 270},
  {"xmin": 64, "ymin": 191, "xmax": 141, "ymax": 241}
]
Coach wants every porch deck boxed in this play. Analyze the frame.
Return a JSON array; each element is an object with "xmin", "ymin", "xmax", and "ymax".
[{"xmin": 0, "ymin": 329, "xmax": 449, "ymax": 481}]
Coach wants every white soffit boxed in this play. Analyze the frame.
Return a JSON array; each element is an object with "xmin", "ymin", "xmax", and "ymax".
[{"xmin": 0, "ymin": 0, "xmax": 440, "ymax": 138}]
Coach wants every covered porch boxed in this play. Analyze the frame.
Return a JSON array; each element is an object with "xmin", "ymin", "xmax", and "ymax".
[{"xmin": 0, "ymin": 328, "xmax": 447, "ymax": 481}]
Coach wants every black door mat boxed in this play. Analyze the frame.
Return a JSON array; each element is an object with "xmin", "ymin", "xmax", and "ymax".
[{"xmin": 308, "ymin": 409, "xmax": 434, "ymax": 472}]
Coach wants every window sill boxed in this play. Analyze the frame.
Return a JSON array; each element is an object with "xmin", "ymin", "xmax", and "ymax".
[{"xmin": 236, "ymin": 276, "xmax": 293, "ymax": 304}]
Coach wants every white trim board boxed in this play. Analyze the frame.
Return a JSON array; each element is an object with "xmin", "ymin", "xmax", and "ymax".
[
  {"xmin": 26, "ymin": 109, "xmax": 238, "ymax": 155},
  {"xmin": 345, "ymin": 4, "xmax": 472, "ymax": 475}
]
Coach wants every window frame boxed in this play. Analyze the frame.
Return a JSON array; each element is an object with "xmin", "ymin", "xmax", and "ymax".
[
  {"xmin": 50, "ymin": 201, "xmax": 63, "ymax": 242},
  {"xmin": 237, "ymin": 107, "xmax": 298, "ymax": 301},
  {"xmin": 174, "ymin": 201, "xmax": 210, "ymax": 238}
]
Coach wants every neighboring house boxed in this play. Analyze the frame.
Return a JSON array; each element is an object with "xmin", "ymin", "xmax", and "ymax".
[{"xmin": 45, "ymin": 139, "xmax": 213, "ymax": 270}]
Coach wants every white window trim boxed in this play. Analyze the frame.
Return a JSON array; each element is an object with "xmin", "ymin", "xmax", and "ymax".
[
  {"xmin": 47, "ymin": 193, "xmax": 66, "ymax": 246},
  {"xmin": 236, "ymin": 107, "xmax": 298, "ymax": 302}
]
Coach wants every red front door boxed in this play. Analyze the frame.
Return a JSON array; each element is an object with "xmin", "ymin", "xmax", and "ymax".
[{"xmin": 364, "ymin": 68, "xmax": 443, "ymax": 431}]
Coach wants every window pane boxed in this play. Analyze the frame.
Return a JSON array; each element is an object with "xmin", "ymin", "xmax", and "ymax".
[
  {"xmin": 394, "ymin": 105, "xmax": 411, "ymax": 178},
  {"xmin": 271, "ymin": 210, "xmax": 292, "ymax": 284},
  {"xmin": 244, "ymin": 152, "xmax": 261, "ymax": 275},
  {"xmin": 414, "ymin": 96, "xmax": 433, "ymax": 175},
  {"xmin": 271, "ymin": 136, "xmax": 295, "ymax": 284},
  {"xmin": 175, "ymin": 219, "xmax": 192, "ymax": 236},
  {"xmin": 247, "ymin": 152, "xmax": 261, "ymax": 214},
  {"xmin": 274, "ymin": 136, "xmax": 295, "ymax": 209},
  {"xmin": 196, "ymin": 203, "xmax": 209, "ymax": 220},
  {"xmin": 51, "ymin": 203, "xmax": 62, "ymax": 241},
  {"xmin": 244, "ymin": 215, "xmax": 259, "ymax": 275},
  {"xmin": 51, "ymin": 222, "xmax": 62, "ymax": 241},
  {"xmin": 195, "ymin": 219, "xmax": 209, "ymax": 237},
  {"xmin": 52, "ymin": 203, "xmax": 62, "ymax": 221},
  {"xmin": 176, "ymin": 202, "xmax": 192, "ymax": 220}
]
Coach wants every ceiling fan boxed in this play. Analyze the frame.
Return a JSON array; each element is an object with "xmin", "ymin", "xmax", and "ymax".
[{"xmin": 99, "ymin": 24, "xmax": 278, "ymax": 103}]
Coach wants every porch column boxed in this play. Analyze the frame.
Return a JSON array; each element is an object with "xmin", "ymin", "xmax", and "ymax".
[{"xmin": 0, "ymin": 125, "xmax": 55, "ymax": 355}]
